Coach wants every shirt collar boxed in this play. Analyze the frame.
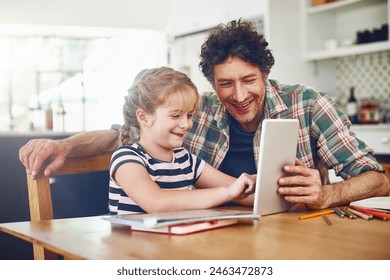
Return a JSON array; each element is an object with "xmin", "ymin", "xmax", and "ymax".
[
  {"xmin": 264, "ymin": 79, "xmax": 288, "ymax": 119},
  {"xmin": 215, "ymin": 103, "xmax": 229, "ymax": 130}
]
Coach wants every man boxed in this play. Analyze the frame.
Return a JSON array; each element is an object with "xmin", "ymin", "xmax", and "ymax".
[{"xmin": 19, "ymin": 20, "xmax": 389, "ymax": 210}]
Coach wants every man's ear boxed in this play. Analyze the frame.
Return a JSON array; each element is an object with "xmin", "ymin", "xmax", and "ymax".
[
  {"xmin": 136, "ymin": 108, "xmax": 150, "ymax": 128},
  {"xmin": 263, "ymin": 70, "xmax": 270, "ymax": 81}
]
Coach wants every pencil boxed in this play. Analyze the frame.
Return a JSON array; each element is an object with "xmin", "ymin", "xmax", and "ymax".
[
  {"xmin": 346, "ymin": 207, "xmax": 372, "ymax": 221},
  {"xmin": 350, "ymin": 206, "xmax": 389, "ymax": 221},
  {"xmin": 363, "ymin": 208, "xmax": 390, "ymax": 214},
  {"xmin": 333, "ymin": 207, "xmax": 345, "ymax": 218},
  {"xmin": 342, "ymin": 207, "xmax": 357, "ymax": 219},
  {"xmin": 322, "ymin": 215, "xmax": 332, "ymax": 225},
  {"xmin": 335, "ymin": 207, "xmax": 346, "ymax": 215},
  {"xmin": 298, "ymin": 209, "xmax": 334, "ymax": 220}
]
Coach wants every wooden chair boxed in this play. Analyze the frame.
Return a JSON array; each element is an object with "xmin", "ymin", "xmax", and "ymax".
[{"xmin": 26, "ymin": 152, "xmax": 112, "ymax": 260}]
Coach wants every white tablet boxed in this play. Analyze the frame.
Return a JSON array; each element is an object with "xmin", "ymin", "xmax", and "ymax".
[{"xmin": 253, "ymin": 119, "xmax": 299, "ymax": 216}]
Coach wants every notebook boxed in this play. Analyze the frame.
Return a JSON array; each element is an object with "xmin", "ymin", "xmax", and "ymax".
[
  {"xmin": 103, "ymin": 118, "xmax": 299, "ymax": 230},
  {"xmin": 350, "ymin": 196, "xmax": 390, "ymax": 211}
]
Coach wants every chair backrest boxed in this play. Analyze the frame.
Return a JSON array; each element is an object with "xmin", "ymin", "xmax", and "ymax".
[{"xmin": 26, "ymin": 152, "xmax": 112, "ymax": 259}]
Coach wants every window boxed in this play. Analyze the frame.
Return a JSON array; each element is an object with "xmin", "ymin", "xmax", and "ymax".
[{"xmin": 0, "ymin": 26, "xmax": 167, "ymax": 132}]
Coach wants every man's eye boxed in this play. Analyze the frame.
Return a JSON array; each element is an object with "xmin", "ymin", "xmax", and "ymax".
[
  {"xmin": 244, "ymin": 79, "xmax": 256, "ymax": 84},
  {"xmin": 219, "ymin": 82, "xmax": 231, "ymax": 87}
]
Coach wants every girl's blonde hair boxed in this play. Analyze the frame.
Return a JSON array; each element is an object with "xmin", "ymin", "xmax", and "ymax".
[{"xmin": 121, "ymin": 66, "xmax": 200, "ymax": 145}]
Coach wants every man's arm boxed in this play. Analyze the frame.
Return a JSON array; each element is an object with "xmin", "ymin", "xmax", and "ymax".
[
  {"xmin": 320, "ymin": 171, "xmax": 390, "ymax": 208},
  {"xmin": 19, "ymin": 129, "xmax": 120, "ymax": 179},
  {"xmin": 278, "ymin": 159, "xmax": 390, "ymax": 209}
]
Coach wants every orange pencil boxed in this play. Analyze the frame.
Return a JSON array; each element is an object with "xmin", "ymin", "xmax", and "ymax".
[{"xmin": 298, "ymin": 209, "xmax": 334, "ymax": 220}]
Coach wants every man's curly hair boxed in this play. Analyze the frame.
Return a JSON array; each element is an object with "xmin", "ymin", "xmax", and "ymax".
[{"xmin": 199, "ymin": 19, "xmax": 275, "ymax": 85}]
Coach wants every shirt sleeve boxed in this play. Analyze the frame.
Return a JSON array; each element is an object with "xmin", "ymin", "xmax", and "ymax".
[
  {"xmin": 311, "ymin": 92, "xmax": 384, "ymax": 179},
  {"xmin": 110, "ymin": 146, "xmax": 147, "ymax": 183},
  {"xmin": 190, "ymin": 152, "xmax": 206, "ymax": 182}
]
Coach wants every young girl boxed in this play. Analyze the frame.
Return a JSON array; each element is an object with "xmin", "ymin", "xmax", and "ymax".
[{"xmin": 109, "ymin": 67, "xmax": 255, "ymax": 215}]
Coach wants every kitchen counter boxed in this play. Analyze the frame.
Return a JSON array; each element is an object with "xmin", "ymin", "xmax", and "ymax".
[
  {"xmin": 0, "ymin": 131, "xmax": 77, "ymax": 138},
  {"xmin": 351, "ymin": 123, "xmax": 390, "ymax": 132},
  {"xmin": 351, "ymin": 124, "xmax": 390, "ymax": 155},
  {"xmin": 351, "ymin": 124, "xmax": 390, "ymax": 184}
]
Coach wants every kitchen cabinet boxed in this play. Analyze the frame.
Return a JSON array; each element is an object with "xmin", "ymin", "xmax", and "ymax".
[{"xmin": 301, "ymin": 0, "xmax": 390, "ymax": 61}]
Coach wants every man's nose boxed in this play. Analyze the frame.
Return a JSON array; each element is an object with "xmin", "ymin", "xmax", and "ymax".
[{"xmin": 233, "ymin": 83, "xmax": 247, "ymax": 102}]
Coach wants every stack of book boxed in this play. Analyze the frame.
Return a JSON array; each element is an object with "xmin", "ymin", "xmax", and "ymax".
[{"xmin": 103, "ymin": 208, "xmax": 260, "ymax": 235}]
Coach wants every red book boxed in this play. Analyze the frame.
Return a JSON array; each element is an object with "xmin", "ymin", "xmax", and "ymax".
[{"xmin": 130, "ymin": 219, "xmax": 238, "ymax": 235}]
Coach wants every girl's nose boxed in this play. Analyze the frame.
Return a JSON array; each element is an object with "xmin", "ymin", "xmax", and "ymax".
[{"xmin": 179, "ymin": 117, "xmax": 191, "ymax": 129}]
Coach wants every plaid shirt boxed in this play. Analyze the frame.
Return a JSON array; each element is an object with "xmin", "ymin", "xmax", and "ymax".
[{"xmin": 183, "ymin": 79, "xmax": 384, "ymax": 184}]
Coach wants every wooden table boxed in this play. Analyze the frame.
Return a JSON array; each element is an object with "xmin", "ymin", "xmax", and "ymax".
[{"xmin": 1, "ymin": 207, "xmax": 389, "ymax": 260}]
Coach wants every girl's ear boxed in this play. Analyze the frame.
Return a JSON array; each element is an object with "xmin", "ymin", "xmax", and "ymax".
[{"xmin": 136, "ymin": 108, "xmax": 151, "ymax": 128}]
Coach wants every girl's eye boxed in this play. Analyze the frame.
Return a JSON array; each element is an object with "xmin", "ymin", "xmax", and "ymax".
[{"xmin": 187, "ymin": 114, "xmax": 193, "ymax": 119}]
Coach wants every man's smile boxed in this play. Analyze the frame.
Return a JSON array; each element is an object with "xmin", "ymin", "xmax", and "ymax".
[{"xmin": 230, "ymin": 98, "xmax": 254, "ymax": 111}]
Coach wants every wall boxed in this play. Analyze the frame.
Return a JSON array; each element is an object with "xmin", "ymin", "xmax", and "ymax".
[
  {"xmin": 335, "ymin": 51, "xmax": 390, "ymax": 110},
  {"xmin": 267, "ymin": 0, "xmax": 336, "ymax": 95},
  {"xmin": 267, "ymin": 0, "xmax": 305, "ymax": 84},
  {"xmin": 0, "ymin": 0, "xmax": 267, "ymax": 35},
  {"xmin": 170, "ymin": 0, "xmax": 268, "ymax": 37},
  {"xmin": 0, "ymin": 0, "xmax": 171, "ymax": 31},
  {"xmin": 169, "ymin": 0, "xmax": 268, "ymax": 93}
]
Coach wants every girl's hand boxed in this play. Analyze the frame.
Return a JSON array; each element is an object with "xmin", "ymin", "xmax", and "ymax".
[{"xmin": 227, "ymin": 173, "xmax": 256, "ymax": 200}]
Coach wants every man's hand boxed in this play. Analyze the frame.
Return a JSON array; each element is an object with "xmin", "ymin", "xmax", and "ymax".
[
  {"xmin": 19, "ymin": 139, "xmax": 67, "ymax": 179},
  {"xmin": 19, "ymin": 129, "xmax": 120, "ymax": 180},
  {"xmin": 277, "ymin": 159, "xmax": 326, "ymax": 209}
]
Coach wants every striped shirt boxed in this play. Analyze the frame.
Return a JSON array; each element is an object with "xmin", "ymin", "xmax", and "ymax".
[
  {"xmin": 183, "ymin": 79, "xmax": 384, "ymax": 183},
  {"xmin": 109, "ymin": 143, "xmax": 205, "ymax": 215}
]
